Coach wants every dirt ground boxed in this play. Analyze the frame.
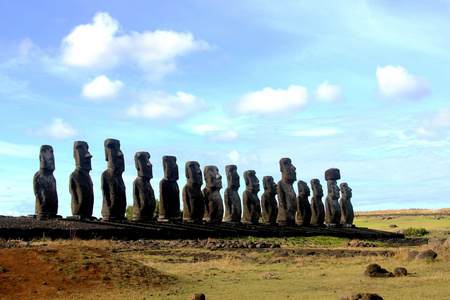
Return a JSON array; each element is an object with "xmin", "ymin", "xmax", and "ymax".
[{"xmin": 0, "ymin": 243, "xmax": 172, "ymax": 299}]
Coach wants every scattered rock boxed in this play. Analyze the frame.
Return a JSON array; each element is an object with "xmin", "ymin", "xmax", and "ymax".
[
  {"xmin": 389, "ymin": 225, "xmax": 397, "ymax": 228},
  {"xmin": 364, "ymin": 264, "xmax": 393, "ymax": 278},
  {"xmin": 189, "ymin": 293, "xmax": 206, "ymax": 300},
  {"xmin": 347, "ymin": 240, "xmax": 376, "ymax": 247},
  {"xmin": 407, "ymin": 250, "xmax": 419, "ymax": 260},
  {"xmin": 443, "ymin": 237, "xmax": 450, "ymax": 248},
  {"xmin": 393, "ymin": 267, "xmax": 407, "ymax": 277},
  {"xmin": 260, "ymin": 273, "xmax": 280, "ymax": 280},
  {"xmin": 340, "ymin": 293, "xmax": 384, "ymax": 300},
  {"xmin": 415, "ymin": 249, "xmax": 437, "ymax": 260}
]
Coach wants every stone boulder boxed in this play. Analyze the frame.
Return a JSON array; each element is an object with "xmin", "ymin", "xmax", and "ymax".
[
  {"xmin": 443, "ymin": 237, "xmax": 450, "ymax": 248},
  {"xmin": 393, "ymin": 267, "xmax": 407, "ymax": 277},
  {"xmin": 415, "ymin": 249, "xmax": 437, "ymax": 260},
  {"xmin": 407, "ymin": 250, "xmax": 419, "ymax": 260},
  {"xmin": 340, "ymin": 293, "xmax": 383, "ymax": 300},
  {"xmin": 364, "ymin": 264, "xmax": 393, "ymax": 278}
]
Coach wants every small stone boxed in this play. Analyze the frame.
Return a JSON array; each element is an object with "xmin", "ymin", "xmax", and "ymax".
[
  {"xmin": 394, "ymin": 267, "xmax": 407, "ymax": 277},
  {"xmin": 340, "ymin": 293, "xmax": 383, "ymax": 300},
  {"xmin": 189, "ymin": 293, "xmax": 206, "ymax": 300}
]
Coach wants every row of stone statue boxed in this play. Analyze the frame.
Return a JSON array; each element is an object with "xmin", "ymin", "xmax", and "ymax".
[{"xmin": 33, "ymin": 139, "xmax": 354, "ymax": 227}]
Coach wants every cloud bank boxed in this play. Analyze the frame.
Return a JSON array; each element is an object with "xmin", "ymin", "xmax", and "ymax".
[
  {"xmin": 61, "ymin": 12, "xmax": 210, "ymax": 79},
  {"xmin": 127, "ymin": 91, "xmax": 205, "ymax": 120},
  {"xmin": 376, "ymin": 65, "xmax": 430, "ymax": 100},
  {"xmin": 237, "ymin": 85, "xmax": 308, "ymax": 115},
  {"xmin": 27, "ymin": 118, "xmax": 78, "ymax": 139}
]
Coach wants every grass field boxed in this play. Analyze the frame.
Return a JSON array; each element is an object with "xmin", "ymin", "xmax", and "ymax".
[{"xmin": 1, "ymin": 209, "xmax": 449, "ymax": 299}]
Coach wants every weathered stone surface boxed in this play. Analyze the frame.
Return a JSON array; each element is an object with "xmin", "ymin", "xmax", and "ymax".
[
  {"xmin": 393, "ymin": 267, "xmax": 407, "ymax": 277},
  {"xmin": 69, "ymin": 141, "xmax": 94, "ymax": 218},
  {"xmin": 415, "ymin": 249, "xmax": 437, "ymax": 260},
  {"xmin": 223, "ymin": 165, "xmax": 241, "ymax": 223},
  {"xmin": 276, "ymin": 158, "xmax": 297, "ymax": 226},
  {"xmin": 325, "ymin": 168, "xmax": 341, "ymax": 181},
  {"xmin": 364, "ymin": 263, "xmax": 393, "ymax": 278},
  {"xmin": 339, "ymin": 182, "xmax": 354, "ymax": 227},
  {"xmin": 159, "ymin": 156, "xmax": 180, "ymax": 222},
  {"xmin": 132, "ymin": 152, "xmax": 156, "ymax": 221},
  {"xmin": 202, "ymin": 165, "xmax": 223, "ymax": 223},
  {"xmin": 296, "ymin": 180, "xmax": 311, "ymax": 226},
  {"xmin": 325, "ymin": 179, "xmax": 341, "ymax": 227},
  {"xmin": 310, "ymin": 179, "xmax": 325, "ymax": 226},
  {"xmin": 261, "ymin": 176, "xmax": 278, "ymax": 225},
  {"xmin": 340, "ymin": 293, "xmax": 383, "ymax": 300},
  {"xmin": 34, "ymin": 145, "xmax": 58, "ymax": 219},
  {"xmin": 101, "ymin": 139, "xmax": 126, "ymax": 221},
  {"xmin": 444, "ymin": 237, "xmax": 450, "ymax": 247},
  {"xmin": 241, "ymin": 170, "xmax": 261, "ymax": 224},
  {"xmin": 182, "ymin": 161, "xmax": 204, "ymax": 223}
]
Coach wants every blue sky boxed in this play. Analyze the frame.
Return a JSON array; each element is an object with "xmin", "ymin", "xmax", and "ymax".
[{"xmin": 1, "ymin": 0, "xmax": 449, "ymax": 217}]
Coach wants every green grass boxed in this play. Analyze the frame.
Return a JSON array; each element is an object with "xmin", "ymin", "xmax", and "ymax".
[{"xmin": 353, "ymin": 214, "xmax": 450, "ymax": 238}]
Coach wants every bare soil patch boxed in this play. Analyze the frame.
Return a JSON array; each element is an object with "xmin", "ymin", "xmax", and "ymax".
[{"xmin": 0, "ymin": 244, "xmax": 172, "ymax": 299}]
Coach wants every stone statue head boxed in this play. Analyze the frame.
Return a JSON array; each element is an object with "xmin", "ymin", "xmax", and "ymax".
[
  {"xmin": 135, "ymin": 151, "xmax": 152, "ymax": 179},
  {"xmin": 297, "ymin": 180, "xmax": 310, "ymax": 197},
  {"xmin": 279, "ymin": 157, "xmax": 296, "ymax": 183},
  {"xmin": 185, "ymin": 161, "xmax": 202, "ymax": 184},
  {"xmin": 104, "ymin": 139, "xmax": 124, "ymax": 173},
  {"xmin": 39, "ymin": 145, "xmax": 55, "ymax": 172},
  {"xmin": 162, "ymin": 155, "xmax": 179, "ymax": 181},
  {"xmin": 263, "ymin": 176, "xmax": 277, "ymax": 194},
  {"xmin": 73, "ymin": 141, "xmax": 92, "ymax": 171},
  {"xmin": 340, "ymin": 182, "xmax": 352, "ymax": 198},
  {"xmin": 327, "ymin": 180, "xmax": 340, "ymax": 198},
  {"xmin": 204, "ymin": 165, "xmax": 222, "ymax": 189},
  {"xmin": 225, "ymin": 165, "xmax": 240, "ymax": 189},
  {"xmin": 310, "ymin": 179, "xmax": 323, "ymax": 197},
  {"xmin": 244, "ymin": 170, "xmax": 259, "ymax": 192}
]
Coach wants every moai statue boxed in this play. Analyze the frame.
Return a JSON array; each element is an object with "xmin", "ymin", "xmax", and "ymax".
[
  {"xmin": 310, "ymin": 179, "xmax": 325, "ymax": 227},
  {"xmin": 202, "ymin": 165, "xmax": 224, "ymax": 223},
  {"xmin": 182, "ymin": 161, "xmax": 205, "ymax": 223},
  {"xmin": 132, "ymin": 152, "xmax": 156, "ymax": 221},
  {"xmin": 261, "ymin": 176, "xmax": 278, "ymax": 225},
  {"xmin": 241, "ymin": 170, "xmax": 261, "ymax": 225},
  {"xmin": 159, "ymin": 156, "xmax": 180, "ymax": 222},
  {"xmin": 339, "ymin": 182, "xmax": 354, "ymax": 227},
  {"xmin": 69, "ymin": 141, "xmax": 94, "ymax": 219},
  {"xmin": 325, "ymin": 168, "xmax": 342, "ymax": 227},
  {"xmin": 276, "ymin": 158, "xmax": 297, "ymax": 226},
  {"xmin": 296, "ymin": 180, "xmax": 312, "ymax": 226},
  {"xmin": 33, "ymin": 145, "xmax": 59, "ymax": 219},
  {"xmin": 223, "ymin": 165, "xmax": 242, "ymax": 223},
  {"xmin": 101, "ymin": 139, "xmax": 126, "ymax": 221}
]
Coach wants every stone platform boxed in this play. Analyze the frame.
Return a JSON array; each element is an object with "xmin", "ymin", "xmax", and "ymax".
[{"xmin": 0, "ymin": 216, "xmax": 403, "ymax": 240}]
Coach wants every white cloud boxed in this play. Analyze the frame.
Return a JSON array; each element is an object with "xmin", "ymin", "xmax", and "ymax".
[
  {"xmin": 315, "ymin": 81, "xmax": 344, "ymax": 102},
  {"xmin": 127, "ymin": 91, "xmax": 205, "ymax": 120},
  {"xmin": 61, "ymin": 12, "xmax": 210, "ymax": 80},
  {"xmin": 237, "ymin": 85, "xmax": 308, "ymax": 115},
  {"xmin": 208, "ymin": 130, "xmax": 238, "ymax": 141},
  {"xmin": 290, "ymin": 129, "xmax": 341, "ymax": 137},
  {"xmin": 18, "ymin": 38, "xmax": 34, "ymax": 56},
  {"xmin": 415, "ymin": 108, "xmax": 450, "ymax": 140},
  {"xmin": 227, "ymin": 150, "xmax": 242, "ymax": 164},
  {"xmin": 376, "ymin": 65, "xmax": 430, "ymax": 100},
  {"xmin": 0, "ymin": 141, "xmax": 39, "ymax": 158},
  {"xmin": 28, "ymin": 118, "xmax": 78, "ymax": 139},
  {"xmin": 81, "ymin": 75, "xmax": 123, "ymax": 99}
]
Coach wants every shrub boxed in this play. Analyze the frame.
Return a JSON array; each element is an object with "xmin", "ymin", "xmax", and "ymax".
[{"xmin": 403, "ymin": 227, "xmax": 428, "ymax": 236}]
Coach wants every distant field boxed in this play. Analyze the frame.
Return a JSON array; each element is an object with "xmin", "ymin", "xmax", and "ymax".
[{"xmin": 354, "ymin": 208, "xmax": 450, "ymax": 238}]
